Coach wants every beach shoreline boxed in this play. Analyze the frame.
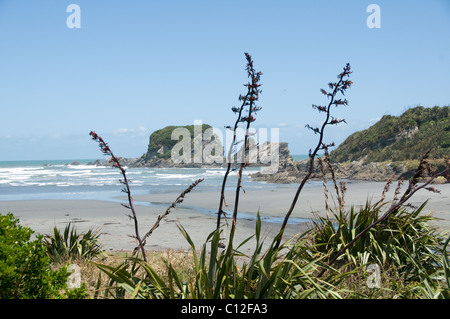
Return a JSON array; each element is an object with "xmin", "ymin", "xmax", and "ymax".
[{"xmin": 1, "ymin": 181, "xmax": 449, "ymax": 252}]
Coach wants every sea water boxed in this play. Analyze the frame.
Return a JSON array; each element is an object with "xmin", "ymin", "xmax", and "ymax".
[
  {"xmin": 0, "ymin": 156, "xmax": 311, "ymax": 224},
  {"xmin": 0, "ymin": 159, "xmax": 261, "ymax": 200}
]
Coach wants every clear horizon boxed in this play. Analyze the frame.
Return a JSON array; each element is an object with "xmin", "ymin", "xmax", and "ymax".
[{"xmin": 1, "ymin": 1, "xmax": 449, "ymax": 161}]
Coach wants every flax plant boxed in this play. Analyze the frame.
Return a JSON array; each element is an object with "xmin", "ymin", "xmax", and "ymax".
[
  {"xmin": 316, "ymin": 151, "xmax": 450, "ymax": 277},
  {"xmin": 312, "ymin": 200, "xmax": 444, "ymax": 281},
  {"xmin": 97, "ymin": 215, "xmax": 349, "ymax": 299},
  {"xmin": 43, "ymin": 223, "xmax": 103, "ymax": 264}
]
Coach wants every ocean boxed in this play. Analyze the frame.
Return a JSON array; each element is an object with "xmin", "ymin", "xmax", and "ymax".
[
  {"xmin": 0, "ymin": 156, "xmax": 307, "ymax": 201},
  {"xmin": 0, "ymin": 155, "xmax": 314, "ymax": 224}
]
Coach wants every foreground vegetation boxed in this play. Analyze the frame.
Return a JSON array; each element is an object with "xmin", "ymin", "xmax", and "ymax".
[
  {"xmin": 1, "ymin": 201, "xmax": 449, "ymax": 299},
  {"xmin": 0, "ymin": 213, "xmax": 89, "ymax": 299}
]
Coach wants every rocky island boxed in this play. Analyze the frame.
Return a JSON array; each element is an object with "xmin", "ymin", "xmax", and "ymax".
[{"xmin": 97, "ymin": 123, "xmax": 268, "ymax": 169}]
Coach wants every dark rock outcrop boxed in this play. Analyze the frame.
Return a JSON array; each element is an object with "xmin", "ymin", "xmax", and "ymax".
[{"xmin": 250, "ymin": 143, "xmax": 449, "ymax": 184}]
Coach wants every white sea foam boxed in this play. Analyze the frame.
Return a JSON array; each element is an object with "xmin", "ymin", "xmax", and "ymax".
[
  {"xmin": 0, "ymin": 161, "xmax": 272, "ymax": 203},
  {"xmin": 155, "ymin": 173, "xmax": 198, "ymax": 179}
]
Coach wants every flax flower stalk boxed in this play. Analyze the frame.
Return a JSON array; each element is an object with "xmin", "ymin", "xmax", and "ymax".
[{"xmin": 89, "ymin": 131, "xmax": 147, "ymax": 262}]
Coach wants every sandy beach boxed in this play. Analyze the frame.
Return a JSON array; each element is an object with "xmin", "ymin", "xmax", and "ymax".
[{"xmin": 1, "ymin": 181, "xmax": 449, "ymax": 253}]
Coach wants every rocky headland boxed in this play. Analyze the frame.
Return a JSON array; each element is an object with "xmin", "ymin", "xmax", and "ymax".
[
  {"xmin": 250, "ymin": 143, "xmax": 449, "ymax": 184},
  {"xmin": 252, "ymin": 106, "xmax": 449, "ymax": 184},
  {"xmin": 90, "ymin": 106, "xmax": 449, "ymax": 184}
]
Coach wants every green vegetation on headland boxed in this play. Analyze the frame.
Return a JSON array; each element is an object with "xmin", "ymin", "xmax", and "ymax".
[
  {"xmin": 331, "ymin": 106, "xmax": 450, "ymax": 163},
  {"xmin": 141, "ymin": 123, "xmax": 215, "ymax": 161},
  {"xmin": 252, "ymin": 106, "xmax": 449, "ymax": 183}
]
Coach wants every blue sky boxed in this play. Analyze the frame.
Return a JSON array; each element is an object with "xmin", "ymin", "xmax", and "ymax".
[{"xmin": 0, "ymin": 0, "xmax": 449, "ymax": 160}]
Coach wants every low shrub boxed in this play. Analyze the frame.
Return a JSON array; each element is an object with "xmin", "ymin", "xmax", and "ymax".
[{"xmin": 0, "ymin": 213, "xmax": 69, "ymax": 299}]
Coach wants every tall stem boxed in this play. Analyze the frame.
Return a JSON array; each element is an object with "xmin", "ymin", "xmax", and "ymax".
[
  {"xmin": 230, "ymin": 98, "xmax": 255, "ymax": 242},
  {"xmin": 229, "ymin": 55, "xmax": 261, "ymax": 247},
  {"xmin": 216, "ymin": 94, "xmax": 248, "ymax": 231},
  {"xmin": 274, "ymin": 68, "xmax": 349, "ymax": 250},
  {"xmin": 120, "ymin": 165, "xmax": 147, "ymax": 262},
  {"xmin": 89, "ymin": 131, "xmax": 147, "ymax": 262}
]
